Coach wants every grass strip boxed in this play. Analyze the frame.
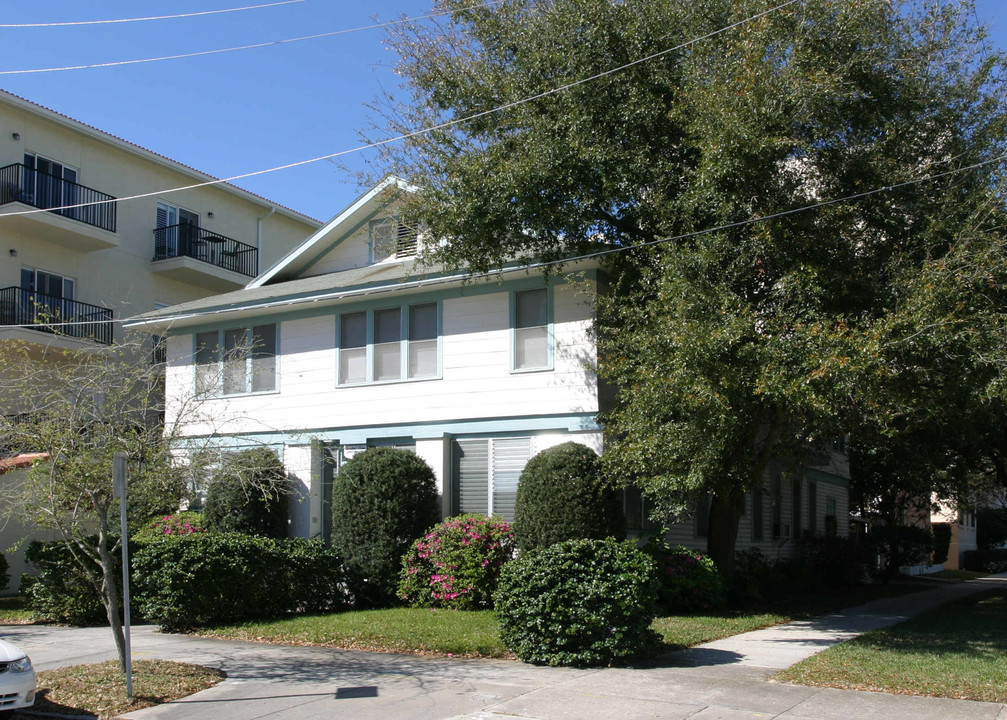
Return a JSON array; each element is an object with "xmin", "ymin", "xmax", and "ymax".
[
  {"xmin": 775, "ymin": 589, "xmax": 1007, "ymax": 702},
  {"xmin": 0, "ymin": 596, "xmax": 34, "ymax": 624},
  {"xmin": 198, "ymin": 582, "xmax": 932, "ymax": 659},
  {"xmin": 27, "ymin": 659, "xmax": 224, "ymax": 720},
  {"xmin": 200, "ymin": 608, "xmax": 511, "ymax": 658},
  {"xmin": 202, "ymin": 607, "xmax": 796, "ymax": 659},
  {"xmin": 654, "ymin": 611, "xmax": 790, "ymax": 649}
]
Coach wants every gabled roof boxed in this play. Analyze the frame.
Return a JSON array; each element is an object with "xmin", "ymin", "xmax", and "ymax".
[{"xmin": 249, "ymin": 176, "xmax": 416, "ymax": 288}]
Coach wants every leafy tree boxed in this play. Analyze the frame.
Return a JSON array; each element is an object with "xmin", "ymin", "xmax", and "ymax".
[
  {"xmin": 374, "ymin": 0, "xmax": 1007, "ymax": 571},
  {"xmin": 0, "ymin": 338, "xmax": 186, "ymax": 671}
]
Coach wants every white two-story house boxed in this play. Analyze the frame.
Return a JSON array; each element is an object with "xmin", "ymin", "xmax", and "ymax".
[{"xmin": 128, "ymin": 177, "xmax": 849, "ymax": 555}]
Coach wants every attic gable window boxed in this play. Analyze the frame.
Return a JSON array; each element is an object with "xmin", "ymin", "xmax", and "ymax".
[{"xmin": 369, "ymin": 217, "xmax": 419, "ymax": 262}]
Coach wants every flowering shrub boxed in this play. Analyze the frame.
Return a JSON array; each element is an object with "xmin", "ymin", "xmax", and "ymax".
[
  {"xmin": 495, "ymin": 538, "xmax": 660, "ymax": 666},
  {"xmin": 641, "ymin": 540, "xmax": 724, "ymax": 614},
  {"xmin": 399, "ymin": 514, "xmax": 516, "ymax": 610},
  {"xmin": 134, "ymin": 512, "xmax": 207, "ymax": 541}
]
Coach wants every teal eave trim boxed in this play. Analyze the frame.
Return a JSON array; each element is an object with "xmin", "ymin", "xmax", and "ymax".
[
  {"xmin": 806, "ymin": 468, "xmax": 850, "ymax": 489},
  {"xmin": 163, "ymin": 268, "xmax": 597, "ymax": 338},
  {"xmin": 169, "ymin": 411, "xmax": 603, "ymax": 448}
]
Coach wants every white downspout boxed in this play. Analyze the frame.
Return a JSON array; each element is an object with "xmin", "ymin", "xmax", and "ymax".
[{"xmin": 256, "ymin": 206, "xmax": 276, "ymax": 275}]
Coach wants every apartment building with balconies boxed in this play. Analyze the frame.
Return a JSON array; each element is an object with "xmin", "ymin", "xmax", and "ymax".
[{"xmin": 0, "ymin": 89, "xmax": 320, "ymax": 354}]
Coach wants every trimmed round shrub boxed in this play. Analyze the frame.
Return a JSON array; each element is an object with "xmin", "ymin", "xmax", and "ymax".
[
  {"xmin": 133, "ymin": 511, "xmax": 207, "ymax": 542},
  {"xmin": 331, "ymin": 447, "xmax": 440, "ymax": 608},
  {"xmin": 494, "ymin": 537, "xmax": 660, "ymax": 666},
  {"xmin": 399, "ymin": 514, "xmax": 516, "ymax": 609},
  {"xmin": 642, "ymin": 541, "xmax": 724, "ymax": 613},
  {"xmin": 512, "ymin": 442, "xmax": 624, "ymax": 552},
  {"xmin": 133, "ymin": 533, "xmax": 349, "ymax": 631},
  {"xmin": 203, "ymin": 448, "xmax": 289, "ymax": 538}
]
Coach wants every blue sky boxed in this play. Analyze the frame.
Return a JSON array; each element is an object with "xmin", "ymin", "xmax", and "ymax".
[{"xmin": 1, "ymin": 0, "xmax": 1004, "ymax": 223}]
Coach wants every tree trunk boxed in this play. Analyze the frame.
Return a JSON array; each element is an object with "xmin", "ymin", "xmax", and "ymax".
[
  {"xmin": 95, "ymin": 507, "xmax": 128, "ymax": 674},
  {"xmin": 707, "ymin": 490, "xmax": 745, "ymax": 575}
]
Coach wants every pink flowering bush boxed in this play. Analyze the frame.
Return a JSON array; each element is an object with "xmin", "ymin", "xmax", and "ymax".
[
  {"xmin": 133, "ymin": 512, "xmax": 207, "ymax": 542},
  {"xmin": 641, "ymin": 540, "xmax": 724, "ymax": 613},
  {"xmin": 399, "ymin": 514, "xmax": 516, "ymax": 610}
]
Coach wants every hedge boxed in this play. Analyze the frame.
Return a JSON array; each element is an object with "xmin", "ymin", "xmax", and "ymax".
[{"xmin": 133, "ymin": 533, "xmax": 350, "ymax": 631}]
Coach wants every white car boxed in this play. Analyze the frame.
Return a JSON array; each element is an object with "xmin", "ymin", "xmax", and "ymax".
[{"xmin": 0, "ymin": 639, "xmax": 35, "ymax": 719}]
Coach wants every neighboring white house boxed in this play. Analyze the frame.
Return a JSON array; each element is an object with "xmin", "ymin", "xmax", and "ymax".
[{"xmin": 126, "ymin": 177, "xmax": 849, "ymax": 554}]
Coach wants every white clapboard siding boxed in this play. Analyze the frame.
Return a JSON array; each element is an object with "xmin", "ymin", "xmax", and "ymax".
[
  {"xmin": 305, "ymin": 226, "xmax": 372, "ymax": 276},
  {"xmin": 169, "ymin": 283, "xmax": 600, "ymax": 436}
]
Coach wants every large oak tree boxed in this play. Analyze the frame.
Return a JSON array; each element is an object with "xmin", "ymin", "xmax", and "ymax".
[{"xmin": 373, "ymin": 0, "xmax": 1007, "ymax": 570}]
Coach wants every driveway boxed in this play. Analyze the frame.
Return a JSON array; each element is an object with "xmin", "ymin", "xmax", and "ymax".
[{"xmin": 2, "ymin": 576, "xmax": 1006, "ymax": 720}]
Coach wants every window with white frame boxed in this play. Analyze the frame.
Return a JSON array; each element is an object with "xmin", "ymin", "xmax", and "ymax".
[
  {"xmin": 453, "ymin": 437, "xmax": 532, "ymax": 522},
  {"xmin": 369, "ymin": 217, "xmax": 420, "ymax": 263},
  {"xmin": 337, "ymin": 302, "xmax": 439, "ymax": 385},
  {"xmin": 512, "ymin": 288, "xmax": 550, "ymax": 371},
  {"xmin": 195, "ymin": 324, "xmax": 276, "ymax": 395},
  {"xmin": 21, "ymin": 267, "xmax": 74, "ymax": 299}
]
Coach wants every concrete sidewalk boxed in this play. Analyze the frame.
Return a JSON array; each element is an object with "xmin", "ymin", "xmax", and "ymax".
[{"xmin": 2, "ymin": 575, "xmax": 1005, "ymax": 720}]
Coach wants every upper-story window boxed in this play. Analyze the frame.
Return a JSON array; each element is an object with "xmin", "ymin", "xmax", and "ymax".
[
  {"xmin": 22, "ymin": 153, "xmax": 78, "ymax": 210},
  {"xmin": 369, "ymin": 217, "xmax": 420, "ymax": 263},
  {"xmin": 195, "ymin": 324, "xmax": 277, "ymax": 395},
  {"xmin": 338, "ymin": 302, "xmax": 439, "ymax": 386},
  {"xmin": 21, "ymin": 267, "xmax": 74, "ymax": 300},
  {"xmin": 512, "ymin": 288, "xmax": 551, "ymax": 372},
  {"xmin": 155, "ymin": 202, "xmax": 199, "ymax": 257}
]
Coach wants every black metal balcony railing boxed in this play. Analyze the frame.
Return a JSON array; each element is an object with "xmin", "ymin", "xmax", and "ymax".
[
  {"xmin": 153, "ymin": 223, "xmax": 258, "ymax": 277},
  {"xmin": 0, "ymin": 163, "xmax": 117, "ymax": 233},
  {"xmin": 0, "ymin": 287, "xmax": 113, "ymax": 345}
]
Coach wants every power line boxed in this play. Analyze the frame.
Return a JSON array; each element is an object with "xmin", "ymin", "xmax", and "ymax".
[
  {"xmin": 0, "ymin": 2, "xmax": 501, "ymax": 75},
  {"xmin": 0, "ymin": 1, "xmax": 307, "ymax": 28},
  {"xmin": 8, "ymin": 151, "xmax": 1005, "ymax": 333},
  {"xmin": 0, "ymin": 0, "xmax": 803, "ymax": 221}
]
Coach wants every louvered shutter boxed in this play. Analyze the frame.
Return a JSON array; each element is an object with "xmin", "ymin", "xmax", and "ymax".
[
  {"xmin": 455, "ymin": 439, "xmax": 489, "ymax": 515},
  {"xmin": 491, "ymin": 437, "xmax": 531, "ymax": 522}
]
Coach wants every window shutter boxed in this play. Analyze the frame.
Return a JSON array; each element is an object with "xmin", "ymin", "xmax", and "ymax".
[
  {"xmin": 455, "ymin": 439, "xmax": 489, "ymax": 515},
  {"xmin": 491, "ymin": 437, "xmax": 530, "ymax": 522}
]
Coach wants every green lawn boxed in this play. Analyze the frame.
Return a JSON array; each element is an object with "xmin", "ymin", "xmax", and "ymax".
[
  {"xmin": 202, "ymin": 607, "xmax": 788, "ymax": 658},
  {"xmin": 198, "ymin": 582, "xmax": 932, "ymax": 660},
  {"xmin": 200, "ymin": 608, "xmax": 511, "ymax": 658},
  {"xmin": 653, "ymin": 611, "xmax": 789, "ymax": 648},
  {"xmin": 0, "ymin": 596, "xmax": 34, "ymax": 624},
  {"xmin": 775, "ymin": 589, "xmax": 1007, "ymax": 702}
]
